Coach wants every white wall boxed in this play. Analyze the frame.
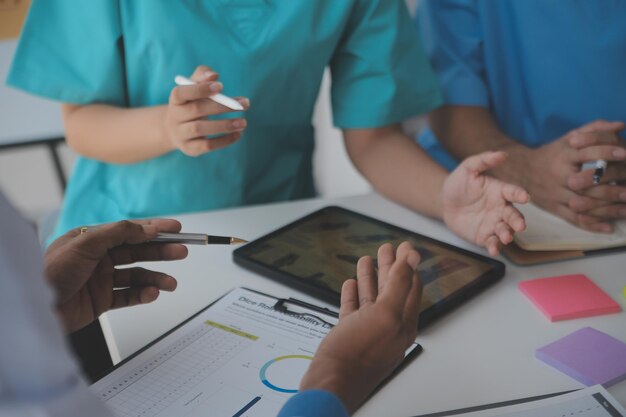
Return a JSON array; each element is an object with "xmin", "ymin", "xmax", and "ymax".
[
  {"xmin": 0, "ymin": 40, "xmax": 73, "ymax": 221},
  {"xmin": 312, "ymin": 71, "xmax": 371, "ymax": 198}
]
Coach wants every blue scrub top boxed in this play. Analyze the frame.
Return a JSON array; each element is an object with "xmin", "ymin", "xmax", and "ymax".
[
  {"xmin": 415, "ymin": 0, "xmax": 626, "ymax": 170},
  {"xmin": 8, "ymin": 0, "xmax": 442, "ymax": 239}
]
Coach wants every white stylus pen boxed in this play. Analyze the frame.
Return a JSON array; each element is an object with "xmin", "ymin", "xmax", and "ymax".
[{"xmin": 174, "ymin": 75, "xmax": 244, "ymax": 111}]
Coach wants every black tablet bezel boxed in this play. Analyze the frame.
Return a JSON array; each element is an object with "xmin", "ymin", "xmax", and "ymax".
[{"xmin": 233, "ymin": 206, "xmax": 505, "ymax": 329}]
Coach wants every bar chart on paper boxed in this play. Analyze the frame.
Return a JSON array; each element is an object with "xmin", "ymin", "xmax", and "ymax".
[{"xmin": 91, "ymin": 288, "xmax": 337, "ymax": 417}]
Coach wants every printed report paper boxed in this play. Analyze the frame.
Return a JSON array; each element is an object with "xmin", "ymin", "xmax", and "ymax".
[{"xmin": 91, "ymin": 288, "xmax": 338, "ymax": 417}]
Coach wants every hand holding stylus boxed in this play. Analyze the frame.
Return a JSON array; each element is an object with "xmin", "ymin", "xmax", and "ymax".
[{"xmin": 164, "ymin": 65, "xmax": 250, "ymax": 157}]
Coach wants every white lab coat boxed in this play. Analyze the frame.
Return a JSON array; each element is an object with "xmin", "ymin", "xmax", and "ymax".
[{"xmin": 0, "ymin": 192, "xmax": 111, "ymax": 417}]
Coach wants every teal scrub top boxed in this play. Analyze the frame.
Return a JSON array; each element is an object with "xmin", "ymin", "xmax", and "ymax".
[{"xmin": 8, "ymin": 0, "xmax": 442, "ymax": 240}]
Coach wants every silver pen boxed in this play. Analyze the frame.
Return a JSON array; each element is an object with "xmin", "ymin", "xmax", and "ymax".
[
  {"xmin": 592, "ymin": 160, "xmax": 607, "ymax": 185},
  {"xmin": 80, "ymin": 226, "xmax": 247, "ymax": 245}
]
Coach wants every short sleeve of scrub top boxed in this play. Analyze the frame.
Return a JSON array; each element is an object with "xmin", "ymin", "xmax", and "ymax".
[
  {"xmin": 416, "ymin": 0, "xmax": 488, "ymax": 107},
  {"xmin": 7, "ymin": 0, "xmax": 126, "ymax": 106},
  {"xmin": 331, "ymin": 0, "xmax": 443, "ymax": 128}
]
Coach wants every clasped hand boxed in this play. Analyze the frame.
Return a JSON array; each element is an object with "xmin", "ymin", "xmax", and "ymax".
[{"xmin": 516, "ymin": 120, "xmax": 626, "ymax": 232}]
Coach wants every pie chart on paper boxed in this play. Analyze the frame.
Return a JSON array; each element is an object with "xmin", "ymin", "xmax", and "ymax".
[{"xmin": 259, "ymin": 355, "xmax": 313, "ymax": 393}]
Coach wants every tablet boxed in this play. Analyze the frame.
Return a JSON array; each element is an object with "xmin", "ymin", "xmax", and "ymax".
[{"xmin": 233, "ymin": 206, "xmax": 505, "ymax": 328}]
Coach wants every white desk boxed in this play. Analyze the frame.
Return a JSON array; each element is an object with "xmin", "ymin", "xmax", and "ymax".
[{"xmin": 100, "ymin": 193, "xmax": 626, "ymax": 416}]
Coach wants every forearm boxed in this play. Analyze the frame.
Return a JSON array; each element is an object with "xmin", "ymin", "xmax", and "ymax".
[
  {"xmin": 430, "ymin": 106, "xmax": 532, "ymax": 186},
  {"xmin": 62, "ymin": 104, "xmax": 173, "ymax": 164},
  {"xmin": 344, "ymin": 125, "xmax": 448, "ymax": 219}
]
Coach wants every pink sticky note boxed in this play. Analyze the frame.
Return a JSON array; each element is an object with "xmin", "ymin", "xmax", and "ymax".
[{"xmin": 519, "ymin": 274, "xmax": 621, "ymax": 321}]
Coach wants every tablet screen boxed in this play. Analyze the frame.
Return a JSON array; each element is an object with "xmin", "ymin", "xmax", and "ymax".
[{"xmin": 234, "ymin": 206, "xmax": 504, "ymax": 327}]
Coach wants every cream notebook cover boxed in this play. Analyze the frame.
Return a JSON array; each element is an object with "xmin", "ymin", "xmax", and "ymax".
[{"xmin": 514, "ymin": 204, "xmax": 626, "ymax": 251}]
